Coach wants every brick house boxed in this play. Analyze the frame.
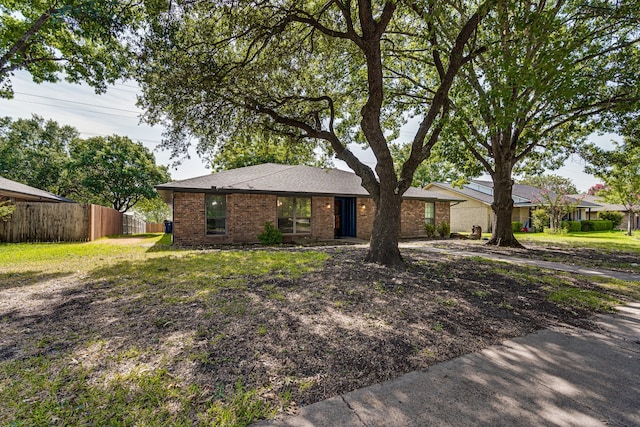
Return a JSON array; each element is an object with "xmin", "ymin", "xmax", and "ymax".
[{"xmin": 156, "ymin": 164, "xmax": 463, "ymax": 245}]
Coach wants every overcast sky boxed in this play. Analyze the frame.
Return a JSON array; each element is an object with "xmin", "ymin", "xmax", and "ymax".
[{"xmin": 0, "ymin": 71, "xmax": 618, "ymax": 192}]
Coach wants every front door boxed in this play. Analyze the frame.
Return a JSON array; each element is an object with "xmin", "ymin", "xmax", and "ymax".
[{"xmin": 334, "ymin": 197, "xmax": 356, "ymax": 238}]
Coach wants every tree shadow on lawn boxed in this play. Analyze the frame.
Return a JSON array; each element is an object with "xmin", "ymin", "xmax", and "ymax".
[
  {"xmin": 0, "ymin": 271, "xmax": 74, "ymax": 291},
  {"xmin": 0, "ymin": 247, "xmax": 621, "ymax": 424}
]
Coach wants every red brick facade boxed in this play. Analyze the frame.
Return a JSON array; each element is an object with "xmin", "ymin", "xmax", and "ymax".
[
  {"xmin": 172, "ymin": 191, "xmax": 451, "ymax": 245},
  {"xmin": 356, "ymin": 197, "xmax": 375, "ymax": 240}
]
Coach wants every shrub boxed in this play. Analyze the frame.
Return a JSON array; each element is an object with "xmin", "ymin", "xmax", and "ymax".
[
  {"xmin": 544, "ymin": 226, "xmax": 568, "ymax": 235},
  {"xmin": 563, "ymin": 221, "xmax": 581, "ymax": 232},
  {"xmin": 598, "ymin": 211, "xmax": 623, "ymax": 228},
  {"xmin": 512, "ymin": 222, "xmax": 523, "ymax": 233},
  {"xmin": 436, "ymin": 220, "xmax": 450, "ymax": 238},
  {"xmin": 532, "ymin": 209, "xmax": 549, "ymax": 232},
  {"xmin": 580, "ymin": 220, "xmax": 613, "ymax": 232},
  {"xmin": 0, "ymin": 200, "xmax": 15, "ymax": 222},
  {"xmin": 258, "ymin": 221, "xmax": 282, "ymax": 245},
  {"xmin": 424, "ymin": 222, "xmax": 436, "ymax": 238}
]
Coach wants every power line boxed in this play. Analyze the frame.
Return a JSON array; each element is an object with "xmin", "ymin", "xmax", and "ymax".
[
  {"xmin": 78, "ymin": 131, "xmax": 163, "ymax": 145},
  {"xmin": 13, "ymin": 91, "xmax": 142, "ymax": 114},
  {"xmin": 7, "ymin": 98, "xmax": 140, "ymax": 119}
]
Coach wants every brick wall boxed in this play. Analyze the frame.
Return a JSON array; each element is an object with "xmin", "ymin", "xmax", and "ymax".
[
  {"xmin": 356, "ymin": 198, "xmax": 375, "ymax": 239},
  {"xmin": 400, "ymin": 199, "xmax": 426, "ymax": 237},
  {"xmin": 435, "ymin": 201, "xmax": 451, "ymax": 228},
  {"xmin": 227, "ymin": 193, "xmax": 277, "ymax": 243},
  {"xmin": 174, "ymin": 191, "xmax": 337, "ymax": 245},
  {"xmin": 173, "ymin": 192, "xmax": 215, "ymax": 245},
  {"xmin": 312, "ymin": 197, "xmax": 335, "ymax": 241},
  {"xmin": 173, "ymin": 191, "xmax": 453, "ymax": 244}
]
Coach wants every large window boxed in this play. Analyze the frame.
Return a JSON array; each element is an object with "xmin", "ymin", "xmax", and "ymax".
[
  {"xmin": 277, "ymin": 197, "xmax": 311, "ymax": 234},
  {"xmin": 206, "ymin": 194, "xmax": 226, "ymax": 235},
  {"xmin": 425, "ymin": 202, "xmax": 435, "ymax": 225}
]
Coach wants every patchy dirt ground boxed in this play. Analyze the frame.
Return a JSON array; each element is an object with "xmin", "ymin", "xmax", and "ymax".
[
  {"xmin": 428, "ymin": 238, "xmax": 640, "ymax": 274},
  {"xmin": 0, "ymin": 243, "xmax": 637, "ymax": 422}
]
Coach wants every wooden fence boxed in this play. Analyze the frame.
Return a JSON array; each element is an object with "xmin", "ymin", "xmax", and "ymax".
[
  {"xmin": 1, "ymin": 202, "xmax": 91, "ymax": 242},
  {"xmin": 0, "ymin": 202, "xmax": 154, "ymax": 243},
  {"xmin": 145, "ymin": 223, "xmax": 165, "ymax": 233},
  {"xmin": 89, "ymin": 205, "xmax": 123, "ymax": 240},
  {"xmin": 123, "ymin": 214, "xmax": 146, "ymax": 235}
]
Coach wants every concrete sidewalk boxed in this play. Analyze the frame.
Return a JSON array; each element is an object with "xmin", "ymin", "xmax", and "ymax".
[{"xmin": 255, "ymin": 303, "xmax": 640, "ymax": 426}]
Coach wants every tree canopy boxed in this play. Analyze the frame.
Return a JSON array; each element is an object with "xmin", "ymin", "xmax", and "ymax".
[
  {"xmin": 71, "ymin": 135, "xmax": 171, "ymax": 211},
  {"xmin": 390, "ymin": 142, "xmax": 469, "ymax": 188},
  {"xmin": 0, "ymin": 115, "xmax": 80, "ymax": 196},
  {"xmin": 444, "ymin": 0, "xmax": 640, "ymax": 246},
  {"xmin": 210, "ymin": 130, "xmax": 331, "ymax": 172},
  {"xmin": 133, "ymin": 196, "xmax": 171, "ymax": 223},
  {"xmin": 137, "ymin": 0, "xmax": 493, "ymax": 265},
  {"xmin": 583, "ymin": 138, "xmax": 640, "ymax": 235},
  {"xmin": 0, "ymin": 0, "xmax": 150, "ymax": 98},
  {"xmin": 518, "ymin": 174, "xmax": 578, "ymax": 195},
  {"xmin": 0, "ymin": 115, "xmax": 170, "ymax": 211}
]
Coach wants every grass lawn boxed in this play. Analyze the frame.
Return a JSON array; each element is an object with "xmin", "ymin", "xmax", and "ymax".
[
  {"xmin": 1, "ymin": 234, "xmax": 638, "ymax": 426},
  {"xmin": 516, "ymin": 230, "xmax": 640, "ymax": 253}
]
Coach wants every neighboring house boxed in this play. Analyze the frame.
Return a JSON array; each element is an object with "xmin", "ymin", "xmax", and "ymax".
[
  {"xmin": 156, "ymin": 163, "xmax": 463, "ymax": 245},
  {"xmin": 424, "ymin": 180, "xmax": 600, "ymax": 233},
  {"xmin": 574, "ymin": 194, "xmax": 638, "ymax": 231},
  {"xmin": 0, "ymin": 176, "xmax": 74, "ymax": 203}
]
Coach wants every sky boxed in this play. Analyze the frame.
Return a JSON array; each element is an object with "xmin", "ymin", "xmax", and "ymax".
[{"xmin": 0, "ymin": 70, "xmax": 619, "ymax": 193}]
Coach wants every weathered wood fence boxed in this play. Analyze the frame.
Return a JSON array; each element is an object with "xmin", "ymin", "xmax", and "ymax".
[
  {"xmin": 0, "ymin": 202, "xmax": 159, "ymax": 243},
  {"xmin": 145, "ymin": 223, "xmax": 165, "ymax": 233},
  {"xmin": 0, "ymin": 203, "xmax": 91, "ymax": 243},
  {"xmin": 123, "ymin": 214, "xmax": 146, "ymax": 235}
]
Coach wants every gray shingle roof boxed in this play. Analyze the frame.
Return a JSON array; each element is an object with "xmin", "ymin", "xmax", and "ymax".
[
  {"xmin": 425, "ymin": 182, "xmax": 494, "ymax": 204},
  {"xmin": 427, "ymin": 180, "xmax": 601, "ymax": 208},
  {"xmin": 0, "ymin": 176, "xmax": 74, "ymax": 202},
  {"xmin": 156, "ymin": 164, "xmax": 463, "ymax": 202},
  {"xmin": 572, "ymin": 194, "xmax": 628, "ymax": 212}
]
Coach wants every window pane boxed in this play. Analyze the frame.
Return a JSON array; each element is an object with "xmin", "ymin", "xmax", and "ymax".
[
  {"xmin": 277, "ymin": 197, "xmax": 294, "ymax": 233},
  {"xmin": 425, "ymin": 202, "xmax": 435, "ymax": 225},
  {"xmin": 295, "ymin": 217, "xmax": 311, "ymax": 233},
  {"xmin": 206, "ymin": 194, "xmax": 226, "ymax": 235},
  {"xmin": 294, "ymin": 198, "xmax": 311, "ymax": 233},
  {"xmin": 207, "ymin": 218, "xmax": 226, "ymax": 235},
  {"xmin": 296, "ymin": 198, "xmax": 311, "ymax": 218}
]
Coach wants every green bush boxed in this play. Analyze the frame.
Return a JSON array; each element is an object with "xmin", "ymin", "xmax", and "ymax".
[
  {"xmin": 598, "ymin": 211, "xmax": 623, "ymax": 228},
  {"xmin": 258, "ymin": 221, "xmax": 282, "ymax": 245},
  {"xmin": 436, "ymin": 220, "xmax": 450, "ymax": 238},
  {"xmin": 0, "ymin": 200, "xmax": 15, "ymax": 222},
  {"xmin": 424, "ymin": 222, "xmax": 436, "ymax": 238},
  {"xmin": 532, "ymin": 209, "xmax": 549, "ymax": 232},
  {"xmin": 544, "ymin": 226, "xmax": 568, "ymax": 235},
  {"xmin": 512, "ymin": 222, "xmax": 523, "ymax": 233},
  {"xmin": 563, "ymin": 221, "xmax": 582, "ymax": 232},
  {"xmin": 580, "ymin": 220, "xmax": 613, "ymax": 232}
]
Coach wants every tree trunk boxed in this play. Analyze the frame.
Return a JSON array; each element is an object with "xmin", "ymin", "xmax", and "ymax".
[
  {"xmin": 365, "ymin": 191, "xmax": 403, "ymax": 267},
  {"xmin": 628, "ymin": 212, "xmax": 633, "ymax": 236},
  {"xmin": 487, "ymin": 163, "xmax": 524, "ymax": 248}
]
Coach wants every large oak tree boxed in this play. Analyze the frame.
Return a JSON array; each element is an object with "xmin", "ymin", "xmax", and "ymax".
[
  {"xmin": 0, "ymin": 0, "xmax": 151, "ymax": 97},
  {"xmin": 446, "ymin": 0, "xmax": 640, "ymax": 247},
  {"xmin": 137, "ymin": 0, "xmax": 493, "ymax": 266}
]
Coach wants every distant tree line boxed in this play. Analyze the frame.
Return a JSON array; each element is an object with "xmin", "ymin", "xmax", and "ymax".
[{"xmin": 0, "ymin": 115, "xmax": 171, "ymax": 213}]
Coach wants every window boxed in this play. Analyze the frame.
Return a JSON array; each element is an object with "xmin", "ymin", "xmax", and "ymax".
[
  {"xmin": 277, "ymin": 197, "xmax": 311, "ymax": 234},
  {"xmin": 205, "ymin": 194, "xmax": 226, "ymax": 235},
  {"xmin": 425, "ymin": 202, "xmax": 435, "ymax": 225}
]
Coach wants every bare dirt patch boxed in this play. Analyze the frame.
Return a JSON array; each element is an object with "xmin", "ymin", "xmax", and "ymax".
[
  {"xmin": 0, "ymin": 244, "xmax": 636, "ymax": 423},
  {"xmin": 430, "ymin": 239, "xmax": 640, "ymax": 273}
]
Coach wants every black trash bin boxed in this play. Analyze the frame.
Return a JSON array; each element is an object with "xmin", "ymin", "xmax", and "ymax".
[{"xmin": 163, "ymin": 220, "xmax": 173, "ymax": 234}]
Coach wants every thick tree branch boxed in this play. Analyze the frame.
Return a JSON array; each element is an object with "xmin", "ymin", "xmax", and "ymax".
[{"xmin": 0, "ymin": 6, "xmax": 58, "ymax": 75}]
